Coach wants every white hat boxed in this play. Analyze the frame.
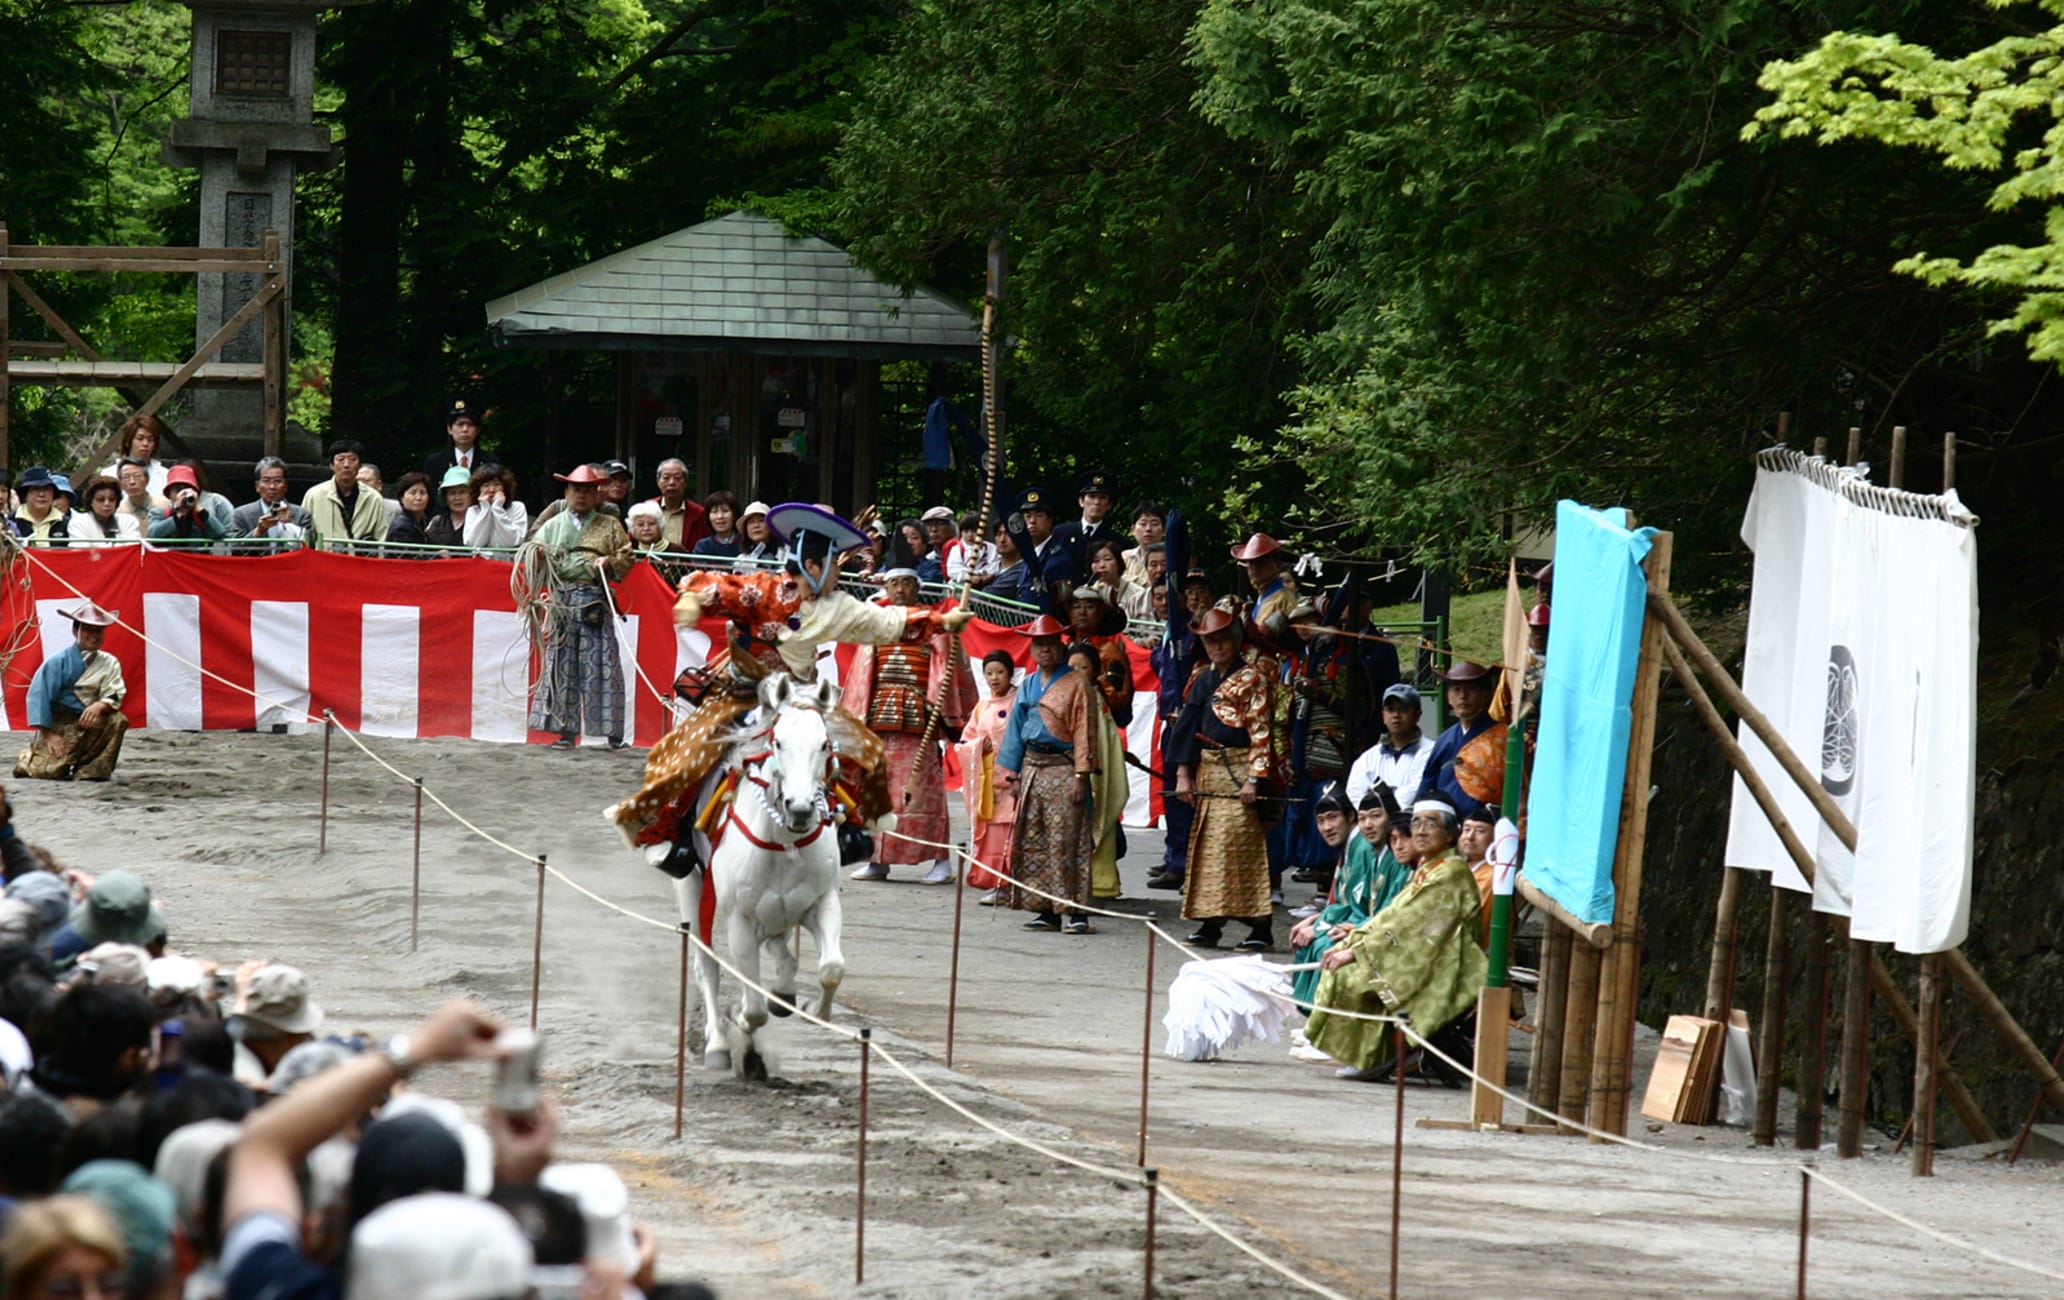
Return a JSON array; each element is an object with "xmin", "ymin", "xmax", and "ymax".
[
  {"xmin": 878, "ymin": 567, "xmax": 920, "ymax": 582},
  {"xmin": 146, "ymin": 954, "xmax": 207, "ymax": 997},
  {"xmin": 538, "ymin": 1163, "xmax": 637, "ymax": 1273},
  {"xmin": 740, "ymin": 500, "xmax": 770, "ymax": 519},
  {"xmin": 154, "ymin": 1119, "xmax": 242, "ymax": 1230},
  {"xmin": 920, "ymin": 505, "xmax": 955, "ymax": 523},
  {"xmin": 346, "ymin": 1193, "xmax": 533, "ymax": 1300},
  {"xmin": 0, "ymin": 1018, "xmax": 31, "ymax": 1093}
]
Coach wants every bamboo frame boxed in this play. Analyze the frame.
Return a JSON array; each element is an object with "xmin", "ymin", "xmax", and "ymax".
[{"xmin": 1588, "ymin": 530, "xmax": 1672, "ymax": 1140}]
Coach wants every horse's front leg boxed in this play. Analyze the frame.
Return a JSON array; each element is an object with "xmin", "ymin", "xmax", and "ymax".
[
  {"xmin": 803, "ymin": 881, "xmax": 846, "ymax": 1020},
  {"xmin": 678, "ymin": 872, "xmax": 729, "ymax": 1071},
  {"xmin": 728, "ymin": 907, "xmax": 770, "ymax": 1037},
  {"xmin": 762, "ymin": 925, "xmax": 800, "ymax": 1018}
]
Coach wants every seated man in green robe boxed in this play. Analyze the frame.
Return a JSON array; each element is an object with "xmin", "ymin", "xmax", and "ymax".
[
  {"xmin": 1287, "ymin": 784, "xmax": 1410, "ymax": 1013},
  {"xmin": 1303, "ymin": 797, "xmax": 1486, "ymax": 1083}
]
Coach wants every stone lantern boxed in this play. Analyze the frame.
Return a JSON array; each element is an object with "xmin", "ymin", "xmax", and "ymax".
[{"xmin": 162, "ymin": 0, "xmax": 359, "ymax": 456}]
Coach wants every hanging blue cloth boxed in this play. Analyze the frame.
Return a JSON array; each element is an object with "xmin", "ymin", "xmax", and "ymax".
[{"xmin": 922, "ymin": 397, "xmax": 985, "ymax": 471}]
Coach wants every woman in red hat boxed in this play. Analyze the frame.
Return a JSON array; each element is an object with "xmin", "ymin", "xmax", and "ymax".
[{"xmin": 1166, "ymin": 608, "xmax": 1278, "ymax": 949}]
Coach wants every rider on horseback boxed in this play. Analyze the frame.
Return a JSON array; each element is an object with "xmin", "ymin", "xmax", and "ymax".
[{"xmin": 606, "ymin": 503, "xmax": 974, "ymax": 876}]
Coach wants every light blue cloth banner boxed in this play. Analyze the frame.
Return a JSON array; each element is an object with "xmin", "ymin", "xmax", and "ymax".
[{"xmin": 1524, "ymin": 502, "xmax": 1657, "ymax": 926}]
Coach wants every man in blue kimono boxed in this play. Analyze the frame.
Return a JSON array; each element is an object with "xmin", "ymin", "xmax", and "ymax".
[
  {"xmin": 1411, "ymin": 661, "xmax": 1507, "ymax": 822},
  {"xmin": 15, "ymin": 603, "xmax": 129, "ymax": 781}
]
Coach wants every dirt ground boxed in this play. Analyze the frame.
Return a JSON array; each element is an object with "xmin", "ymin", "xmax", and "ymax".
[{"xmin": 13, "ymin": 728, "xmax": 2062, "ymax": 1298}]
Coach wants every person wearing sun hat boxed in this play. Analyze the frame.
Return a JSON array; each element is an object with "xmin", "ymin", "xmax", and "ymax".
[
  {"xmin": 528, "ymin": 464, "xmax": 637, "ymax": 751},
  {"xmin": 994, "ymin": 615, "xmax": 1101, "ymax": 933},
  {"xmin": 607, "ymin": 503, "xmax": 976, "ymax": 876},
  {"xmin": 10, "ymin": 465, "xmax": 68, "ymax": 545},
  {"xmin": 1409, "ymin": 660, "xmax": 1507, "ymax": 822},
  {"xmin": 15, "ymin": 602, "xmax": 130, "ymax": 782}
]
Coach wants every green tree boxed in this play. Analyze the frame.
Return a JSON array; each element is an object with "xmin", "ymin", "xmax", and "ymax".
[
  {"xmin": 1187, "ymin": 0, "xmax": 2055, "ymax": 580},
  {"xmin": 831, "ymin": 0, "xmax": 1312, "ymax": 547},
  {"xmin": 1749, "ymin": 0, "xmax": 2064, "ymax": 365}
]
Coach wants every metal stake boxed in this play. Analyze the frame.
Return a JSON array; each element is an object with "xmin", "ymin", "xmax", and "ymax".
[
  {"xmin": 947, "ymin": 850, "xmax": 968, "ymax": 1068},
  {"xmin": 1138, "ymin": 924, "xmax": 1156, "ymax": 1166},
  {"xmin": 318, "ymin": 711, "xmax": 333, "ymax": 855},
  {"xmin": 530, "ymin": 854, "xmax": 546, "ymax": 1029},
  {"xmin": 409, "ymin": 778, "xmax": 423, "ymax": 952},
  {"xmin": 1391, "ymin": 1021, "xmax": 1406, "ymax": 1300},
  {"xmin": 857, "ymin": 1026, "xmax": 871, "ymax": 1285},
  {"xmin": 675, "ymin": 926, "xmax": 690, "ymax": 1140},
  {"xmin": 1142, "ymin": 1167, "xmax": 1159, "ymax": 1299},
  {"xmin": 1797, "ymin": 1168, "xmax": 1811, "ymax": 1299}
]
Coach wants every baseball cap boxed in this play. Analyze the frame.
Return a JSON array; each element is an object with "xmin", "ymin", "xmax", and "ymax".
[
  {"xmin": 230, "ymin": 963, "xmax": 324, "ymax": 1037},
  {"xmin": 602, "ymin": 459, "xmax": 632, "ymax": 480},
  {"xmin": 77, "ymin": 943, "xmax": 151, "ymax": 989},
  {"xmin": 71, "ymin": 870, "xmax": 167, "ymax": 948},
  {"xmin": 346, "ymin": 1193, "xmax": 533, "ymax": 1300},
  {"xmin": 1382, "ymin": 683, "xmax": 1422, "ymax": 709}
]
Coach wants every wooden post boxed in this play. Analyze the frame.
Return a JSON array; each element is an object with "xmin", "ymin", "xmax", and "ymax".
[
  {"xmin": 1797, "ymin": 910, "xmax": 1830, "ymax": 1149},
  {"xmin": 1703, "ymin": 867, "xmax": 1745, "ymax": 1022},
  {"xmin": 1845, "ymin": 425, "xmax": 1861, "ymax": 467},
  {"xmin": 410, "ymin": 778, "xmax": 424, "ymax": 953},
  {"xmin": 1942, "ymin": 431, "xmax": 1956, "ymax": 492},
  {"xmin": 1557, "ymin": 942, "xmax": 1601, "ymax": 1134},
  {"xmin": 530, "ymin": 855, "xmax": 546, "ymax": 1030},
  {"xmin": 1836, "ymin": 937, "xmax": 1871, "ymax": 1157},
  {"xmin": 1912, "ymin": 954, "xmax": 1941, "ymax": 1175},
  {"xmin": 1811, "ymin": 435, "xmax": 1828, "ymax": 458},
  {"xmin": 856, "ymin": 1026, "xmax": 871, "ymax": 1286},
  {"xmin": 1138, "ymin": 923, "xmax": 1154, "ymax": 1167},
  {"xmin": 1141, "ymin": 1168, "xmax": 1159, "ymax": 1300},
  {"xmin": 1589, "ymin": 531, "xmax": 1672, "ymax": 1140},
  {"xmin": 1, "ymin": 227, "xmax": 11, "ymax": 470},
  {"xmin": 261, "ymin": 229, "xmax": 283, "ymax": 458},
  {"xmin": 1528, "ymin": 920, "xmax": 1571, "ymax": 1115},
  {"xmin": 1754, "ymin": 888, "xmax": 1789, "ymax": 1146}
]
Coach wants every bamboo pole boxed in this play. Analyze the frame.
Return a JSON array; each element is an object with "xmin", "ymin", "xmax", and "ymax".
[
  {"xmin": 1528, "ymin": 920, "xmax": 1571, "ymax": 1114},
  {"xmin": 1755, "ymin": 887, "xmax": 1789, "ymax": 1146},
  {"xmin": 1912, "ymin": 954, "xmax": 1940, "ymax": 1175},
  {"xmin": 1558, "ymin": 942, "xmax": 1601, "ymax": 1134},
  {"xmin": 1703, "ymin": 867, "xmax": 1745, "ymax": 1022},
  {"xmin": 1588, "ymin": 531, "xmax": 1672, "ymax": 1140},
  {"xmin": 1837, "ymin": 935, "xmax": 1871, "ymax": 1156},
  {"xmin": 1797, "ymin": 911, "xmax": 1830, "ymax": 1149}
]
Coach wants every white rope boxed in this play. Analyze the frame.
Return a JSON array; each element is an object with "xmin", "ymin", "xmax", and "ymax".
[
  {"xmin": 1158, "ymin": 1189, "xmax": 1354, "ymax": 1300},
  {"xmin": 1802, "ymin": 1166, "xmax": 2064, "ymax": 1284}
]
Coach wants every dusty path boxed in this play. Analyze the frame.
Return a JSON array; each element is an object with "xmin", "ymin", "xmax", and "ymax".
[{"xmin": 15, "ymin": 729, "xmax": 2061, "ymax": 1297}]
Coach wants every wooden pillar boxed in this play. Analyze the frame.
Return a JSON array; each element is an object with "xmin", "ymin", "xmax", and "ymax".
[
  {"xmin": 1796, "ymin": 910, "xmax": 1830, "ymax": 1149},
  {"xmin": 1753, "ymin": 887, "xmax": 1789, "ymax": 1145},
  {"xmin": 261, "ymin": 229, "xmax": 284, "ymax": 458},
  {"xmin": 1528, "ymin": 919, "xmax": 1572, "ymax": 1115},
  {"xmin": 1837, "ymin": 938, "xmax": 1871, "ymax": 1157},
  {"xmin": 1557, "ymin": 942, "xmax": 1601, "ymax": 1135},
  {"xmin": 1588, "ymin": 531, "xmax": 1673, "ymax": 1140}
]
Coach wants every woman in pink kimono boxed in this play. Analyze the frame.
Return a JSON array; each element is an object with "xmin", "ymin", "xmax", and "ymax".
[{"xmin": 959, "ymin": 650, "xmax": 1020, "ymax": 902}]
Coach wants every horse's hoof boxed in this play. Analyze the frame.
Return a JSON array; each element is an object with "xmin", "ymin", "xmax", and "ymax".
[
  {"xmin": 768, "ymin": 994, "xmax": 795, "ymax": 1019},
  {"xmin": 741, "ymin": 1050, "xmax": 769, "ymax": 1082},
  {"xmin": 703, "ymin": 1049, "xmax": 733, "ymax": 1071}
]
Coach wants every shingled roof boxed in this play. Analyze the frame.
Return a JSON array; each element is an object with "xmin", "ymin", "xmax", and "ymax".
[{"xmin": 485, "ymin": 210, "xmax": 980, "ymax": 360}]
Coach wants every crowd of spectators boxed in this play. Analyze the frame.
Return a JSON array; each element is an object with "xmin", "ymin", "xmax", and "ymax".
[{"xmin": 0, "ymin": 786, "xmax": 716, "ymax": 1299}]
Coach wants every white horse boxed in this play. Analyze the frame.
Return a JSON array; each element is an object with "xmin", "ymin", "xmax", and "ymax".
[{"xmin": 678, "ymin": 672, "xmax": 848, "ymax": 1077}]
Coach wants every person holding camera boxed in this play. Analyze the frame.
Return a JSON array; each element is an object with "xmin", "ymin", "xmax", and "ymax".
[
  {"xmin": 146, "ymin": 466, "xmax": 228, "ymax": 543},
  {"xmin": 228, "ymin": 456, "xmax": 311, "ymax": 547}
]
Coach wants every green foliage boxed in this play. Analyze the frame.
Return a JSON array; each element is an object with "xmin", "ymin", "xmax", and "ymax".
[
  {"xmin": 1750, "ymin": 2, "xmax": 2064, "ymax": 364},
  {"xmin": 1183, "ymin": 0, "xmax": 2047, "ymax": 581},
  {"xmin": 831, "ymin": 0, "xmax": 1311, "ymax": 553}
]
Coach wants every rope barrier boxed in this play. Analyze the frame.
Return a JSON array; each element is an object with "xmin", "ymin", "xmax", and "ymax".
[{"xmin": 13, "ymin": 532, "xmax": 2057, "ymax": 1291}]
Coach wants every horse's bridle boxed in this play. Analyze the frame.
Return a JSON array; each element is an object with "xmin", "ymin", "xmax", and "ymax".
[{"xmin": 727, "ymin": 726, "xmax": 835, "ymax": 851}]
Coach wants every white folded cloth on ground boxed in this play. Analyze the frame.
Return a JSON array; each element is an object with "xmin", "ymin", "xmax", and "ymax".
[{"xmin": 1162, "ymin": 955, "xmax": 1316, "ymax": 1061}]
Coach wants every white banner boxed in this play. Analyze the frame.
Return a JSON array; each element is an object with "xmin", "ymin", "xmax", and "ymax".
[{"xmin": 1723, "ymin": 451, "xmax": 1976, "ymax": 954}]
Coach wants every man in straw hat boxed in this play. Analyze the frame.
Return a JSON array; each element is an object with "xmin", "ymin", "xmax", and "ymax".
[
  {"xmin": 607, "ymin": 504, "xmax": 973, "ymax": 878},
  {"xmin": 527, "ymin": 464, "xmax": 636, "ymax": 750},
  {"xmin": 995, "ymin": 615, "xmax": 1101, "ymax": 934},
  {"xmin": 1166, "ymin": 607, "xmax": 1278, "ymax": 951},
  {"xmin": 15, "ymin": 602, "xmax": 129, "ymax": 781}
]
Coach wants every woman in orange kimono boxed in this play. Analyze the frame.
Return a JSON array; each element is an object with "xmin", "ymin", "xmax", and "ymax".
[{"xmin": 957, "ymin": 650, "xmax": 1020, "ymax": 901}]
